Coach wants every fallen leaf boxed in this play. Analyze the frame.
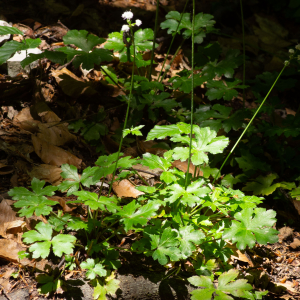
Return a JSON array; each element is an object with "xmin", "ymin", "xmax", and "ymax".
[
  {"xmin": 32, "ymin": 135, "xmax": 82, "ymax": 168},
  {"xmin": 112, "ymin": 178, "xmax": 144, "ymax": 198},
  {"xmin": 37, "ymin": 123, "xmax": 77, "ymax": 146},
  {"xmin": 0, "ymin": 239, "xmax": 52, "ymax": 271},
  {"xmin": 29, "ymin": 164, "xmax": 62, "ymax": 186},
  {"xmin": 13, "ymin": 107, "xmax": 40, "ymax": 133}
]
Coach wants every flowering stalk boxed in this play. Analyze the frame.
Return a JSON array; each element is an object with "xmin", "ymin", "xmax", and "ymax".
[{"xmin": 108, "ymin": 12, "xmax": 140, "ymax": 195}]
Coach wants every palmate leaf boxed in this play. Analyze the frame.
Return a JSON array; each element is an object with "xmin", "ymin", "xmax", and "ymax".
[
  {"xmin": 116, "ymin": 201, "xmax": 159, "ymax": 232},
  {"xmin": 223, "ymin": 207, "xmax": 278, "ymax": 250},
  {"xmin": 22, "ymin": 222, "xmax": 76, "ymax": 259},
  {"xmin": 160, "ymin": 11, "xmax": 215, "ymax": 43},
  {"xmin": 80, "ymin": 258, "xmax": 107, "ymax": 280},
  {"xmin": 150, "ymin": 227, "xmax": 181, "ymax": 265},
  {"xmin": 178, "ymin": 226, "xmax": 205, "ymax": 258},
  {"xmin": 202, "ymin": 49, "xmax": 242, "ymax": 78},
  {"xmin": 55, "ymin": 29, "xmax": 112, "ymax": 70},
  {"xmin": 206, "ymin": 79, "xmax": 248, "ymax": 101},
  {"xmin": 104, "ymin": 29, "xmax": 157, "ymax": 64},
  {"xmin": 58, "ymin": 164, "xmax": 98, "ymax": 196},
  {"xmin": 242, "ymin": 173, "xmax": 296, "ymax": 195},
  {"xmin": 147, "ymin": 123, "xmax": 229, "ymax": 166},
  {"xmin": 9, "ymin": 177, "xmax": 57, "ymax": 217},
  {"xmin": 188, "ymin": 269, "xmax": 252, "ymax": 300},
  {"xmin": 72, "ymin": 191, "xmax": 119, "ymax": 213},
  {"xmin": 166, "ymin": 178, "xmax": 209, "ymax": 207},
  {"xmin": 93, "ymin": 276, "xmax": 120, "ymax": 300}
]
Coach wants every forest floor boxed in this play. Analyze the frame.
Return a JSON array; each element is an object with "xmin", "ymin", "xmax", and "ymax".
[{"xmin": 1, "ymin": 0, "xmax": 300, "ymax": 299}]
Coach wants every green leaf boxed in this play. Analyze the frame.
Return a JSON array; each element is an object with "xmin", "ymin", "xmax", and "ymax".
[
  {"xmin": 36, "ymin": 274, "xmax": 62, "ymax": 294},
  {"xmin": 166, "ymin": 179, "xmax": 207, "ymax": 207},
  {"xmin": 150, "ymin": 227, "xmax": 181, "ymax": 265},
  {"xmin": 178, "ymin": 226, "xmax": 205, "ymax": 258},
  {"xmin": 93, "ymin": 277, "xmax": 120, "ymax": 300},
  {"xmin": 104, "ymin": 32, "xmax": 124, "ymax": 52},
  {"xmin": 123, "ymin": 125, "xmax": 144, "ymax": 138},
  {"xmin": 194, "ymin": 258, "xmax": 217, "ymax": 278},
  {"xmin": 147, "ymin": 124, "xmax": 180, "ymax": 140},
  {"xmin": 51, "ymin": 234, "xmax": 76, "ymax": 256},
  {"xmin": 223, "ymin": 208, "xmax": 279, "ymax": 250},
  {"xmin": 0, "ymin": 40, "xmax": 23, "ymax": 65},
  {"xmin": 161, "ymin": 12, "xmax": 215, "ymax": 43},
  {"xmin": 9, "ymin": 178, "xmax": 57, "ymax": 217},
  {"xmin": 63, "ymin": 30, "xmax": 105, "ymax": 52},
  {"xmin": 242, "ymin": 174, "xmax": 296, "ymax": 195},
  {"xmin": 22, "ymin": 222, "xmax": 75, "ymax": 259},
  {"xmin": 206, "ymin": 79, "xmax": 248, "ymax": 101},
  {"xmin": 141, "ymin": 152, "xmax": 171, "ymax": 171},
  {"xmin": 116, "ymin": 201, "xmax": 159, "ymax": 232},
  {"xmin": 189, "ymin": 269, "xmax": 252, "ymax": 300},
  {"xmin": 80, "ymin": 259, "xmax": 107, "ymax": 280},
  {"xmin": 72, "ymin": 191, "xmax": 119, "ymax": 213},
  {"xmin": 0, "ymin": 25, "xmax": 24, "ymax": 35},
  {"xmin": 202, "ymin": 49, "xmax": 242, "ymax": 78}
]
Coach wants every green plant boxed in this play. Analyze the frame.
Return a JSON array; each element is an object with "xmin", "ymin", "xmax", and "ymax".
[{"xmin": 3, "ymin": 2, "xmax": 300, "ymax": 299}]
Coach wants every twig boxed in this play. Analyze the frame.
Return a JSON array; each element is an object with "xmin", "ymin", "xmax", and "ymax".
[
  {"xmin": 57, "ymin": 20, "xmax": 70, "ymax": 31},
  {"xmin": 57, "ymin": 55, "xmax": 77, "ymax": 70},
  {"xmin": 0, "ymin": 285, "xmax": 12, "ymax": 300}
]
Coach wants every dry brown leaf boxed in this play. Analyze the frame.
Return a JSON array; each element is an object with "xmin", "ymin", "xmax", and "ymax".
[
  {"xmin": 0, "ymin": 161, "xmax": 14, "ymax": 175},
  {"xmin": 172, "ymin": 160, "xmax": 201, "ymax": 176},
  {"xmin": 13, "ymin": 107, "xmax": 40, "ymax": 133},
  {"xmin": 112, "ymin": 179, "xmax": 144, "ymax": 198},
  {"xmin": 0, "ymin": 239, "xmax": 52, "ymax": 271},
  {"xmin": 0, "ymin": 267, "xmax": 15, "ymax": 293},
  {"xmin": 39, "ymin": 110, "xmax": 61, "ymax": 123},
  {"xmin": 47, "ymin": 196, "xmax": 75, "ymax": 212},
  {"xmin": 29, "ymin": 164, "xmax": 62, "ymax": 186},
  {"xmin": 37, "ymin": 123, "xmax": 77, "ymax": 146},
  {"xmin": 132, "ymin": 163, "xmax": 163, "ymax": 180},
  {"xmin": 32, "ymin": 135, "xmax": 82, "ymax": 168},
  {"xmin": 51, "ymin": 68, "xmax": 97, "ymax": 98},
  {"xmin": 0, "ymin": 200, "xmax": 25, "ymax": 239}
]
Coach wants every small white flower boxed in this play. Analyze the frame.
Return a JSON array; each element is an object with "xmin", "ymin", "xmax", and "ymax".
[
  {"xmin": 296, "ymin": 44, "xmax": 300, "ymax": 50},
  {"xmin": 289, "ymin": 49, "xmax": 295, "ymax": 54},
  {"xmin": 284, "ymin": 60, "xmax": 290, "ymax": 66},
  {"xmin": 121, "ymin": 25, "xmax": 130, "ymax": 32},
  {"xmin": 122, "ymin": 11, "xmax": 133, "ymax": 20},
  {"xmin": 135, "ymin": 19, "xmax": 142, "ymax": 26}
]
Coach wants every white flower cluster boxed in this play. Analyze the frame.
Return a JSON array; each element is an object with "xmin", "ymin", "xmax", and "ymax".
[
  {"xmin": 122, "ymin": 11, "xmax": 133, "ymax": 20},
  {"xmin": 121, "ymin": 11, "xmax": 142, "ymax": 32},
  {"xmin": 285, "ymin": 44, "xmax": 300, "ymax": 65}
]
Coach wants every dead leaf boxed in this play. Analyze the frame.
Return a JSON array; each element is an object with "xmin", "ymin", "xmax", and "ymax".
[
  {"xmin": 0, "ymin": 161, "xmax": 14, "ymax": 175},
  {"xmin": 132, "ymin": 163, "xmax": 163, "ymax": 179},
  {"xmin": 47, "ymin": 196, "xmax": 75, "ymax": 212},
  {"xmin": 172, "ymin": 160, "xmax": 200, "ymax": 175},
  {"xmin": 0, "ymin": 200, "xmax": 24, "ymax": 239},
  {"xmin": 0, "ymin": 268, "xmax": 15, "ymax": 293},
  {"xmin": 112, "ymin": 178, "xmax": 144, "ymax": 198},
  {"xmin": 32, "ymin": 135, "xmax": 82, "ymax": 168},
  {"xmin": 13, "ymin": 107, "xmax": 40, "ymax": 133},
  {"xmin": 29, "ymin": 164, "xmax": 62, "ymax": 185},
  {"xmin": 37, "ymin": 123, "xmax": 77, "ymax": 146},
  {"xmin": 0, "ymin": 239, "xmax": 52, "ymax": 271},
  {"xmin": 51, "ymin": 68, "xmax": 97, "ymax": 98}
]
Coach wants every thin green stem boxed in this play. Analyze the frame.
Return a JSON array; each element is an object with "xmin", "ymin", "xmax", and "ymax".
[
  {"xmin": 148, "ymin": 0, "xmax": 160, "ymax": 82},
  {"xmin": 108, "ymin": 26, "xmax": 136, "ymax": 195},
  {"xmin": 212, "ymin": 64, "xmax": 287, "ymax": 185},
  {"xmin": 184, "ymin": 0, "xmax": 195, "ymax": 190},
  {"xmin": 240, "ymin": 0, "xmax": 246, "ymax": 108}
]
